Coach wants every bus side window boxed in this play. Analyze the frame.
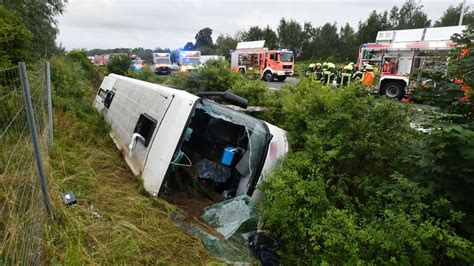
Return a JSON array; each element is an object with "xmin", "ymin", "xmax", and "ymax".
[
  {"xmin": 104, "ymin": 91, "xmax": 115, "ymax": 109},
  {"xmin": 133, "ymin": 113, "xmax": 157, "ymax": 147}
]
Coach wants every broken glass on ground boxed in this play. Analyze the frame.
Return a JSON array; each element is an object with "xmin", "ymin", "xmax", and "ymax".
[
  {"xmin": 171, "ymin": 195, "xmax": 259, "ymax": 263},
  {"xmin": 201, "ymin": 195, "xmax": 257, "ymax": 239}
]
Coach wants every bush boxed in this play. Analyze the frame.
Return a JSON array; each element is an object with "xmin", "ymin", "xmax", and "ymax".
[
  {"xmin": 167, "ymin": 60, "xmax": 270, "ymax": 106},
  {"xmin": 411, "ymin": 28, "xmax": 474, "ymax": 238},
  {"xmin": 258, "ymin": 80, "xmax": 474, "ymax": 264},
  {"xmin": 229, "ymin": 78, "xmax": 267, "ymax": 106},
  {"xmin": 107, "ymin": 55, "xmax": 131, "ymax": 75},
  {"xmin": 169, "ymin": 60, "xmax": 240, "ymax": 94},
  {"xmin": 126, "ymin": 67, "xmax": 168, "ymax": 84},
  {"xmin": 67, "ymin": 49, "xmax": 92, "ymax": 76}
]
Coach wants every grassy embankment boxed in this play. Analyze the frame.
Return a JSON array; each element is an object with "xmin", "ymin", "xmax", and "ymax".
[{"xmin": 45, "ymin": 64, "xmax": 217, "ymax": 264}]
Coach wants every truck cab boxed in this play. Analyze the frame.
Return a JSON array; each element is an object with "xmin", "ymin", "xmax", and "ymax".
[
  {"xmin": 152, "ymin": 53, "xmax": 171, "ymax": 75},
  {"xmin": 178, "ymin": 51, "xmax": 201, "ymax": 73},
  {"xmin": 231, "ymin": 41, "xmax": 294, "ymax": 82}
]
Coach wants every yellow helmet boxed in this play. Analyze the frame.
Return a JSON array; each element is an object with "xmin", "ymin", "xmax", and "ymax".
[
  {"xmin": 322, "ymin": 62, "xmax": 328, "ymax": 67},
  {"xmin": 327, "ymin": 63, "xmax": 336, "ymax": 69},
  {"xmin": 309, "ymin": 63, "xmax": 316, "ymax": 68},
  {"xmin": 344, "ymin": 65, "xmax": 353, "ymax": 71},
  {"xmin": 316, "ymin": 63, "xmax": 321, "ymax": 67},
  {"xmin": 365, "ymin": 64, "xmax": 374, "ymax": 70}
]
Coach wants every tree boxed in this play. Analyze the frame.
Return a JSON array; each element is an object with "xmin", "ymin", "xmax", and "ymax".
[
  {"xmin": 215, "ymin": 34, "xmax": 238, "ymax": 59},
  {"xmin": 435, "ymin": 4, "xmax": 474, "ymax": 27},
  {"xmin": 241, "ymin": 25, "xmax": 278, "ymax": 49},
  {"xmin": 314, "ymin": 23, "xmax": 340, "ymax": 61},
  {"xmin": 195, "ymin": 27, "xmax": 214, "ymax": 55},
  {"xmin": 241, "ymin": 26, "xmax": 264, "ymax": 41},
  {"xmin": 2, "ymin": 0, "xmax": 66, "ymax": 59},
  {"xmin": 107, "ymin": 55, "xmax": 132, "ymax": 76},
  {"xmin": 263, "ymin": 26, "xmax": 278, "ymax": 49},
  {"xmin": 338, "ymin": 23, "xmax": 358, "ymax": 62},
  {"xmin": 299, "ymin": 22, "xmax": 316, "ymax": 60},
  {"xmin": 277, "ymin": 18, "xmax": 304, "ymax": 58},
  {"xmin": 183, "ymin": 42, "xmax": 195, "ymax": 51},
  {"xmin": 391, "ymin": 0, "xmax": 431, "ymax": 29},
  {"xmin": 357, "ymin": 10, "xmax": 390, "ymax": 44},
  {"xmin": 0, "ymin": 6, "xmax": 32, "ymax": 67},
  {"xmin": 131, "ymin": 47, "xmax": 153, "ymax": 64}
]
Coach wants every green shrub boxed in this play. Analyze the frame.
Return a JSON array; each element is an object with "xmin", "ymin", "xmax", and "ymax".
[
  {"xmin": 126, "ymin": 67, "xmax": 168, "ymax": 84},
  {"xmin": 107, "ymin": 55, "xmax": 131, "ymax": 75},
  {"xmin": 169, "ymin": 60, "xmax": 240, "ymax": 94},
  {"xmin": 229, "ymin": 78, "xmax": 267, "ymax": 106},
  {"xmin": 411, "ymin": 28, "xmax": 474, "ymax": 238},
  {"xmin": 67, "ymin": 49, "xmax": 92, "ymax": 76},
  {"xmin": 166, "ymin": 59, "xmax": 269, "ymax": 106},
  {"xmin": 258, "ymin": 79, "xmax": 474, "ymax": 264}
]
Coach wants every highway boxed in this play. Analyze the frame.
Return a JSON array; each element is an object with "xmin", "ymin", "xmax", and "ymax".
[{"xmin": 264, "ymin": 76, "xmax": 298, "ymax": 90}]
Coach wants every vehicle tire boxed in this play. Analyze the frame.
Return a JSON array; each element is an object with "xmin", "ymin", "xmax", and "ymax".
[
  {"xmin": 263, "ymin": 71, "xmax": 273, "ymax": 82},
  {"xmin": 276, "ymin": 76, "xmax": 286, "ymax": 82},
  {"xmin": 380, "ymin": 81, "xmax": 405, "ymax": 100}
]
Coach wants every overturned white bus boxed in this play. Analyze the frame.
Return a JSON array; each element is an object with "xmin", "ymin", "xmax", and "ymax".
[{"xmin": 93, "ymin": 74, "xmax": 288, "ymax": 204}]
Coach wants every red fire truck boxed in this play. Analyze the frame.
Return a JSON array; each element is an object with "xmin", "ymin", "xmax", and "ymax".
[
  {"xmin": 357, "ymin": 25, "xmax": 466, "ymax": 100},
  {"xmin": 231, "ymin": 41, "xmax": 294, "ymax": 82}
]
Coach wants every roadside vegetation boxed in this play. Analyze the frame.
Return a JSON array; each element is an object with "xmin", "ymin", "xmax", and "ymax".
[
  {"xmin": 256, "ymin": 30, "xmax": 473, "ymax": 264},
  {"xmin": 46, "ymin": 52, "xmax": 217, "ymax": 264}
]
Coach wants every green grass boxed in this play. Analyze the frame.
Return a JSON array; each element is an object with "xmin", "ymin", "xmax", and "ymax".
[{"xmin": 45, "ymin": 81, "xmax": 218, "ymax": 264}]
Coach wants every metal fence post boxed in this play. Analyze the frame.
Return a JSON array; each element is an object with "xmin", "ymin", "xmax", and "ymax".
[
  {"xmin": 19, "ymin": 62, "xmax": 53, "ymax": 220},
  {"xmin": 45, "ymin": 61, "xmax": 53, "ymax": 144}
]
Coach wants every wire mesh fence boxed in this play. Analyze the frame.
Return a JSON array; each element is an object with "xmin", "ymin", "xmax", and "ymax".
[{"xmin": 0, "ymin": 63, "xmax": 52, "ymax": 264}]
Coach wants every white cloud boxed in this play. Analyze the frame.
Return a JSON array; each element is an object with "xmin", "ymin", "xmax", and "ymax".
[{"xmin": 57, "ymin": 0, "xmax": 464, "ymax": 50}]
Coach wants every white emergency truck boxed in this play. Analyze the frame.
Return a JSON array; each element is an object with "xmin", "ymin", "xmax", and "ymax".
[
  {"xmin": 94, "ymin": 74, "xmax": 288, "ymax": 203},
  {"xmin": 152, "ymin": 52, "xmax": 171, "ymax": 75},
  {"xmin": 357, "ymin": 25, "xmax": 466, "ymax": 99}
]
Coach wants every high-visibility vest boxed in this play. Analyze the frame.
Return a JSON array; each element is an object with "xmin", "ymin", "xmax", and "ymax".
[
  {"xmin": 362, "ymin": 71, "xmax": 375, "ymax": 87},
  {"xmin": 341, "ymin": 72, "xmax": 352, "ymax": 86},
  {"xmin": 352, "ymin": 71, "xmax": 363, "ymax": 80},
  {"xmin": 322, "ymin": 70, "xmax": 332, "ymax": 85}
]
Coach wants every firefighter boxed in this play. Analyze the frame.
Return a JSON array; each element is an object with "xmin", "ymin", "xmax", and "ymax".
[
  {"xmin": 382, "ymin": 58, "xmax": 393, "ymax": 74},
  {"xmin": 315, "ymin": 63, "xmax": 323, "ymax": 80},
  {"xmin": 352, "ymin": 65, "xmax": 363, "ymax": 81},
  {"xmin": 340, "ymin": 64, "xmax": 353, "ymax": 86},
  {"xmin": 361, "ymin": 64, "xmax": 375, "ymax": 89},
  {"xmin": 305, "ymin": 63, "xmax": 317, "ymax": 80},
  {"xmin": 324, "ymin": 62, "xmax": 337, "ymax": 85},
  {"xmin": 321, "ymin": 63, "xmax": 331, "ymax": 84}
]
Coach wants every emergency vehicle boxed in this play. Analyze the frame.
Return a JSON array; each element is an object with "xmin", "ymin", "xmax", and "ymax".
[
  {"xmin": 178, "ymin": 50, "xmax": 201, "ymax": 73},
  {"xmin": 231, "ymin": 41, "xmax": 294, "ymax": 82},
  {"xmin": 153, "ymin": 53, "xmax": 171, "ymax": 75},
  {"xmin": 357, "ymin": 25, "xmax": 466, "ymax": 100}
]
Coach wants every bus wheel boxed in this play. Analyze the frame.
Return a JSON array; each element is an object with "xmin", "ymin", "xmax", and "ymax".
[
  {"xmin": 381, "ymin": 82, "xmax": 405, "ymax": 100},
  {"xmin": 263, "ymin": 71, "xmax": 273, "ymax": 82},
  {"xmin": 276, "ymin": 76, "xmax": 286, "ymax": 82}
]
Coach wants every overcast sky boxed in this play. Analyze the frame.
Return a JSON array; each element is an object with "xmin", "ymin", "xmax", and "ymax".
[{"xmin": 57, "ymin": 0, "xmax": 467, "ymax": 51}]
